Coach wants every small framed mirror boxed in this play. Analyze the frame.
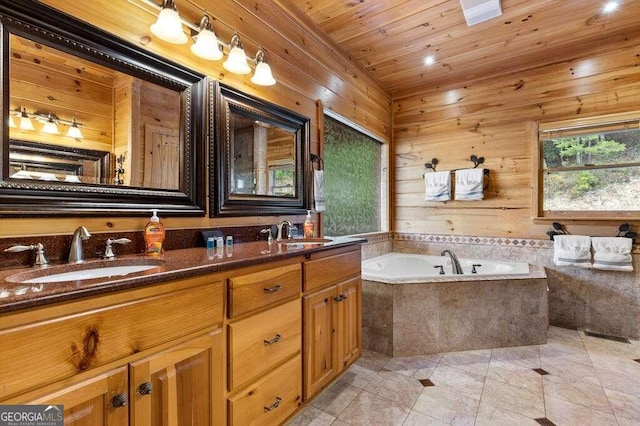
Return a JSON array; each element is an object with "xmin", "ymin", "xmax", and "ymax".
[
  {"xmin": 211, "ymin": 83, "xmax": 311, "ymax": 217},
  {"xmin": 0, "ymin": 1, "xmax": 207, "ymax": 216}
]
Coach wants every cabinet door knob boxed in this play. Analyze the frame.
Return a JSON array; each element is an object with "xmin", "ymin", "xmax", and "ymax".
[
  {"xmin": 334, "ymin": 294, "xmax": 344, "ymax": 302},
  {"xmin": 263, "ymin": 284, "xmax": 282, "ymax": 294},
  {"xmin": 112, "ymin": 393, "xmax": 128, "ymax": 407},
  {"xmin": 138, "ymin": 382, "xmax": 153, "ymax": 396},
  {"xmin": 264, "ymin": 334, "xmax": 282, "ymax": 346},
  {"xmin": 263, "ymin": 396, "xmax": 282, "ymax": 412}
]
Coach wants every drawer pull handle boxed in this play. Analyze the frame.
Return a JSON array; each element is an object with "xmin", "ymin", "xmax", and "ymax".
[
  {"xmin": 263, "ymin": 284, "xmax": 282, "ymax": 294},
  {"xmin": 138, "ymin": 382, "xmax": 153, "ymax": 396},
  {"xmin": 112, "ymin": 393, "xmax": 128, "ymax": 408},
  {"xmin": 264, "ymin": 334, "xmax": 282, "ymax": 345},
  {"xmin": 264, "ymin": 397, "xmax": 282, "ymax": 412}
]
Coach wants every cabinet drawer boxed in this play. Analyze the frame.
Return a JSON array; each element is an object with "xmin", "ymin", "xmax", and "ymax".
[
  {"xmin": 228, "ymin": 355, "xmax": 302, "ymax": 426},
  {"xmin": 228, "ymin": 263, "xmax": 301, "ymax": 318},
  {"xmin": 304, "ymin": 248, "xmax": 361, "ymax": 292},
  {"xmin": 0, "ymin": 277, "xmax": 223, "ymax": 401},
  {"xmin": 229, "ymin": 299, "xmax": 301, "ymax": 391}
]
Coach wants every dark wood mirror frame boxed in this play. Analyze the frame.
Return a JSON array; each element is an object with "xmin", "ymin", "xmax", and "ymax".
[
  {"xmin": 211, "ymin": 83, "xmax": 311, "ymax": 217},
  {"xmin": 0, "ymin": 0, "xmax": 207, "ymax": 217}
]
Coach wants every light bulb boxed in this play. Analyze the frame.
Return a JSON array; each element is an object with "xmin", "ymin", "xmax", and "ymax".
[
  {"xmin": 8, "ymin": 114, "xmax": 16, "ymax": 128},
  {"xmin": 191, "ymin": 14, "xmax": 223, "ymax": 61},
  {"xmin": 150, "ymin": 0, "xmax": 187, "ymax": 44},
  {"xmin": 223, "ymin": 34, "xmax": 251, "ymax": 75},
  {"xmin": 41, "ymin": 113, "xmax": 60, "ymax": 135},
  {"xmin": 251, "ymin": 60, "xmax": 276, "ymax": 86},
  {"xmin": 19, "ymin": 108, "xmax": 34, "ymax": 131},
  {"xmin": 66, "ymin": 117, "xmax": 84, "ymax": 139}
]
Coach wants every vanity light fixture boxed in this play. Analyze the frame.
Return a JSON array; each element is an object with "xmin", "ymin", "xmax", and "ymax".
[
  {"xmin": 251, "ymin": 50, "xmax": 276, "ymax": 86},
  {"xmin": 190, "ymin": 13, "xmax": 223, "ymax": 61},
  {"xmin": 602, "ymin": 1, "xmax": 619, "ymax": 13},
  {"xmin": 223, "ymin": 33, "xmax": 251, "ymax": 75},
  {"xmin": 66, "ymin": 117, "xmax": 84, "ymax": 139},
  {"xmin": 150, "ymin": 0, "xmax": 188, "ymax": 44},
  {"xmin": 8, "ymin": 114, "xmax": 16, "ymax": 128},
  {"xmin": 41, "ymin": 112, "xmax": 60, "ymax": 135},
  {"xmin": 18, "ymin": 107, "xmax": 35, "ymax": 131},
  {"xmin": 142, "ymin": 0, "xmax": 277, "ymax": 85}
]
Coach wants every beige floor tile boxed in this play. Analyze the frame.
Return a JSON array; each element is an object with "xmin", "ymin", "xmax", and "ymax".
[
  {"xmin": 412, "ymin": 366, "xmax": 436, "ymax": 380},
  {"xmin": 439, "ymin": 349, "xmax": 491, "ymax": 376},
  {"xmin": 286, "ymin": 406, "xmax": 336, "ymax": 426},
  {"xmin": 412, "ymin": 386, "xmax": 480, "ymax": 425},
  {"xmin": 543, "ymin": 374, "xmax": 612, "ymax": 414},
  {"xmin": 329, "ymin": 420, "xmax": 351, "ymax": 426},
  {"xmin": 312, "ymin": 381, "xmax": 361, "ymax": 417},
  {"xmin": 429, "ymin": 364, "xmax": 486, "ymax": 400},
  {"xmin": 402, "ymin": 410, "xmax": 449, "ymax": 425},
  {"xmin": 481, "ymin": 375, "xmax": 545, "ymax": 419},
  {"xmin": 382, "ymin": 354, "xmax": 441, "ymax": 377},
  {"xmin": 364, "ymin": 370, "xmax": 423, "ymax": 409},
  {"xmin": 545, "ymin": 394, "xmax": 618, "ymax": 426},
  {"xmin": 485, "ymin": 363, "xmax": 543, "ymax": 393},
  {"xmin": 490, "ymin": 345, "xmax": 541, "ymax": 369},
  {"xmin": 339, "ymin": 364, "xmax": 380, "ymax": 389},
  {"xmin": 605, "ymin": 387, "xmax": 640, "ymax": 424},
  {"xmin": 540, "ymin": 355, "xmax": 600, "ymax": 384},
  {"xmin": 547, "ymin": 327, "xmax": 583, "ymax": 345},
  {"xmin": 540, "ymin": 341, "xmax": 591, "ymax": 362},
  {"xmin": 356, "ymin": 350, "xmax": 391, "ymax": 373},
  {"xmin": 596, "ymin": 365, "xmax": 640, "ymax": 398},
  {"xmin": 337, "ymin": 391, "xmax": 409, "ymax": 426},
  {"xmin": 474, "ymin": 401, "xmax": 541, "ymax": 426}
]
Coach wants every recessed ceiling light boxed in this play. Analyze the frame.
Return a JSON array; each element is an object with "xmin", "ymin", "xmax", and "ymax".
[
  {"xmin": 424, "ymin": 55, "xmax": 436, "ymax": 66},
  {"xmin": 602, "ymin": 1, "xmax": 619, "ymax": 13}
]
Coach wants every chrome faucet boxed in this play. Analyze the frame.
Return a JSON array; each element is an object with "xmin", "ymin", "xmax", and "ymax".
[
  {"xmin": 4, "ymin": 243, "xmax": 49, "ymax": 267},
  {"xmin": 276, "ymin": 220, "xmax": 294, "ymax": 241},
  {"xmin": 441, "ymin": 249, "xmax": 463, "ymax": 274},
  {"xmin": 69, "ymin": 226, "xmax": 91, "ymax": 263},
  {"xmin": 103, "ymin": 238, "xmax": 131, "ymax": 259}
]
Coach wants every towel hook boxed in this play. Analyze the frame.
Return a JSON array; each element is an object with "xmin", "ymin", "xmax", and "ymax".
[
  {"xmin": 424, "ymin": 158, "xmax": 439, "ymax": 172},
  {"xmin": 470, "ymin": 155, "xmax": 485, "ymax": 168},
  {"xmin": 617, "ymin": 223, "xmax": 637, "ymax": 240},
  {"xmin": 310, "ymin": 153, "xmax": 324, "ymax": 170},
  {"xmin": 546, "ymin": 222, "xmax": 567, "ymax": 241}
]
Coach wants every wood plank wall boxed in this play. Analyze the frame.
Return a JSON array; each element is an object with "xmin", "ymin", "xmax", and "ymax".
[
  {"xmin": 393, "ymin": 33, "xmax": 640, "ymax": 239},
  {"xmin": 1, "ymin": 0, "xmax": 391, "ymax": 237}
]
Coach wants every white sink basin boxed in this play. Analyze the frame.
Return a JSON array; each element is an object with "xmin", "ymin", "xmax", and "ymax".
[{"xmin": 15, "ymin": 264, "xmax": 162, "ymax": 284}]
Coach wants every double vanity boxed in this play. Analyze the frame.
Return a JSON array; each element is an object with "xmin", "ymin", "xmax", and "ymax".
[{"xmin": 0, "ymin": 238, "xmax": 363, "ymax": 425}]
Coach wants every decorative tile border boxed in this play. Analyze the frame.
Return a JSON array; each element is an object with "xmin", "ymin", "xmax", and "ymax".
[{"xmin": 393, "ymin": 232, "xmax": 640, "ymax": 254}]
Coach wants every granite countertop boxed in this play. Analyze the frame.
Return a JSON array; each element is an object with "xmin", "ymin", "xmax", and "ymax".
[{"xmin": 0, "ymin": 237, "xmax": 363, "ymax": 314}]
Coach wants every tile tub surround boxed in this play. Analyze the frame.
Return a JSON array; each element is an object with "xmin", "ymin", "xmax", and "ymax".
[
  {"xmin": 362, "ymin": 275, "xmax": 548, "ymax": 356},
  {"xmin": 393, "ymin": 233, "xmax": 640, "ymax": 340},
  {"xmin": 288, "ymin": 326, "xmax": 640, "ymax": 426}
]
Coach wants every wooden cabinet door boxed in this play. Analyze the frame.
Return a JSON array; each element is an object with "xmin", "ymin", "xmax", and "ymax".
[
  {"xmin": 26, "ymin": 366, "xmax": 128, "ymax": 425},
  {"xmin": 337, "ymin": 277, "xmax": 362, "ymax": 369},
  {"xmin": 303, "ymin": 285, "xmax": 338, "ymax": 399},
  {"xmin": 129, "ymin": 330, "xmax": 224, "ymax": 426}
]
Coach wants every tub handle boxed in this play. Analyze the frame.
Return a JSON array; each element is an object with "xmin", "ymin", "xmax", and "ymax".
[
  {"xmin": 434, "ymin": 265, "xmax": 445, "ymax": 275},
  {"xmin": 472, "ymin": 264, "xmax": 482, "ymax": 274}
]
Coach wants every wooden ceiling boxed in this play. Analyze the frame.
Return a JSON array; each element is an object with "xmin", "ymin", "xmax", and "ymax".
[{"xmin": 289, "ymin": 0, "xmax": 640, "ymax": 97}]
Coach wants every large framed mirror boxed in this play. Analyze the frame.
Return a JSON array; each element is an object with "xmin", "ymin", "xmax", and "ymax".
[
  {"xmin": 0, "ymin": 0, "xmax": 207, "ymax": 216},
  {"xmin": 211, "ymin": 83, "xmax": 311, "ymax": 217}
]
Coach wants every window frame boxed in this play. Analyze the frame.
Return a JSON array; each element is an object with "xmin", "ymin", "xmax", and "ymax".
[{"xmin": 533, "ymin": 111, "xmax": 640, "ymax": 221}]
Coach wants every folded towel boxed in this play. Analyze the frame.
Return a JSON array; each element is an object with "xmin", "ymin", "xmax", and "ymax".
[
  {"xmin": 553, "ymin": 235, "xmax": 592, "ymax": 268},
  {"xmin": 314, "ymin": 169, "xmax": 326, "ymax": 212},
  {"xmin": 424, "ymin": 171, "xmax": 451, "ymax": 201},
  {"xmin": 592, "ymin": 237, "xmax": 633, "ymax": 272},
  {"xmin": 454, "ymin": 168, "xmax": 484, "ymax": 201}
]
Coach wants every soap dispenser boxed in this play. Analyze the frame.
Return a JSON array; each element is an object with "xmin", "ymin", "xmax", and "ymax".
[
  {"xmin": 303, "ymin": 210, "xmax": 315, "ymax": 239},
  {"xmin": 144, "ymin": 209, "xmax": 165, "ymax": 255}
]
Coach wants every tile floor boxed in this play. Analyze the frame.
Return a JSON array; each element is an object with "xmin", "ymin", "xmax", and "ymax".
[{"xmin": 287, "ymin": 327, "xmax": 640, "ymax": 425}]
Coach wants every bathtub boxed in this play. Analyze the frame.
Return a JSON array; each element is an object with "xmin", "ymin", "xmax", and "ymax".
[
  {"xmin": 360, "ymin": 252, "xmax": 547, "ymax": 356},
  {"xmin": 362, "ymin": 252, "xmax": 529, "ymax": 283}
]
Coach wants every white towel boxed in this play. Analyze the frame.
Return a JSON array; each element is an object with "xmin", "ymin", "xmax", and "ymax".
[
  {"xmin": 592, "ymin": 237, "xmax": 633, "ymax": 272},
  {"xmin": 424, "ymin": 171, "xmax": 451, "ymax": 202},
  {"xmin": 553, "ymin": 235, "xmax": 592, "ymax": 268},
  {"xmin": 454, "ymin": 168, "xmax": 484, "ymax": 200},
  {"xmin": 314, "ymin": 170, "xmax": 326, "ymax": 212}
]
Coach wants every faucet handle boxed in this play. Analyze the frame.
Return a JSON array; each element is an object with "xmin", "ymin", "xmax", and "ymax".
[
  {"xmin": 287, "ymin": 225, "xmax": 298, "ymax": 239},
  {"xmin": 4, "ymin": 243, "xmax": 49, "ymax": 267},
  {"xmin": 260, "ymin": 228, "xmax": 273, "ymax": 243},
  {"xmin": 104, "ymin": 238, "xmax": 131, "ymax": 259}
]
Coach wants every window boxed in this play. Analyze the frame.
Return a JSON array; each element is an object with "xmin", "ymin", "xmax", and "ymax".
[
  {"xmin": 322, "ymin": 114, "xmax": 387, "ymax": 236},
  {"xmin": 536, "ymin": 112, "xmax": 640, "ymax": 219}
]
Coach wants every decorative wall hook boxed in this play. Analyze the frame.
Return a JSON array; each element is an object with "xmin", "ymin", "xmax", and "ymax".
[
  {"xmin": 546, "ymin": 222, "xmax": 567, "ymax": 241},
  {"xmin": 424, "ymin": 158, "xmax": 439, "ymax": 172},
  {"xmin": 470, "ymin": 155, "xmax": 485, "ymax": 168},
  {"xmin": 617, "ymin": 223, "xmax": 637, "ymax": 240}
]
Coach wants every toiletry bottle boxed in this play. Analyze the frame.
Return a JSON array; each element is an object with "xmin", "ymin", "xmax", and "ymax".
[
  {"xmin": 144, "ymin": 209, "xmax": 165, "ymax": 255},
  {"xmin": 303, "ymin": 210, "xmax": 315, "ymax": 239}
]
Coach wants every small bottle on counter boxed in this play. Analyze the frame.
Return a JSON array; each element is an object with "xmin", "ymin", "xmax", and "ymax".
[
  {"xmin": 206, "ymin": 237, "xmax": 215, "ymax": 250},
  {"xmin": 303, "ymin": 210, "xmax": 315, "ymax": 239},
  {"xmin": 226, "ymin": 235, "xmax": 233, "ymax": 247},
  {"xmin": 144, "ymin": 209, "xmax": 165, "ymax": 255}
]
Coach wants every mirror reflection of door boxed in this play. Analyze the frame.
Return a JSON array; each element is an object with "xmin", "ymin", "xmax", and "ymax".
[
  {"xmin": 8, "ymin": 34, "xmax": 182, "ymax": 189},
  {"xmin": 230, "ymin": 113, "xmax": 296, "ymax": 197}
]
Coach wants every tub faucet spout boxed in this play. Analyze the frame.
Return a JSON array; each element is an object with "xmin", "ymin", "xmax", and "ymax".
[{"xmin": 441, "ymin": 250, "xmax": 463, "ymax": 274}]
